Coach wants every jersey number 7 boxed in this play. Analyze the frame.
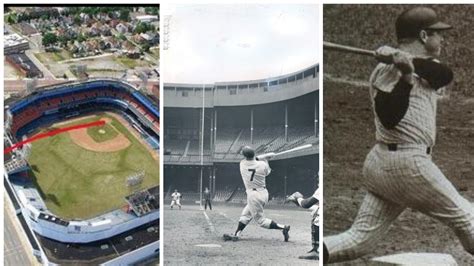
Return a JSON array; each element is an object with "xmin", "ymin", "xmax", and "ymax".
[{"xmin": 248, "ymin": 169, "xmax": 256, "ymax": 181}]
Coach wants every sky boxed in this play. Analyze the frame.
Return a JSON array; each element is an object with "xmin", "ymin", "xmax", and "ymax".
[{"xmin": 162, "ymin": 4, "xmax": 319, "ymax": 84}]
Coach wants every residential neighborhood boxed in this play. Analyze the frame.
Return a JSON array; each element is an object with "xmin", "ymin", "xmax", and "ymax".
[{"xmin": 4, "ymin": 6, "xmax": 160, "ymax": 88}]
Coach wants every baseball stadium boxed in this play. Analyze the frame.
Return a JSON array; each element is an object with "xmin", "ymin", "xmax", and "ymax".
[
  {"xmin": 163, "ymin": 64, "xmax": 319, "ymax": 265},
  {"xmin": 4, "ymin": 79, "xmax": 159, "ymax": 265}
]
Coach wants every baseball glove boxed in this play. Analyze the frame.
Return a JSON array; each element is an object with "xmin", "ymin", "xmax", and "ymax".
[{"xmin": 285, "ymin": 191, "xmax": 303, "ymax": 206}]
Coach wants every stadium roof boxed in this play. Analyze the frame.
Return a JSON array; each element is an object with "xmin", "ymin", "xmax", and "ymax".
[{"xmin": 162, "ymin": 4, "xmax": 319, "ymax": 84}]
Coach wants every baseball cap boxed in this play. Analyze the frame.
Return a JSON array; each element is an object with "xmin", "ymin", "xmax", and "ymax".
[
  {"xmin": 396, "ymin": 7, "xmax": 452, "ymax": 40},
  {"xmin": 241, "ymin": 146, "xmax": 255, "ymax": 159}
]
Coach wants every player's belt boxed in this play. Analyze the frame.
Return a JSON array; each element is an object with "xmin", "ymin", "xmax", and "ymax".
[
  {"xmin": 386, "ymin": 143, "xmax": 431, "ymax": 155},
  {"xmin": 252, "ymin": 187, "xmax": 266, "ymax": 191}
]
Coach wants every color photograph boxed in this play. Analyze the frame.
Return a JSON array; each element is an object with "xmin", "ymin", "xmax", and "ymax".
[{"xmin": 4, "ymin": 5, "xmax": 160, "ymax": 265}]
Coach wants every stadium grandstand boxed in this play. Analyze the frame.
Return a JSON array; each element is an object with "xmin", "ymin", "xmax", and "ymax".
[
  {"xmin": 4, "ymin": 78, "xmax": 159, "ymax": 265},
  {"xmin": 164, "ymin": 64, "xmax": 319, "ymax": 204}
]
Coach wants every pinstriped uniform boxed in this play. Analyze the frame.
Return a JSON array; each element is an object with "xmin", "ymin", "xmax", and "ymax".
[
  {"xmin": 238, "ymin": 159, "xmax": 273, "ymax": 228},
  {"xmin": 312, "ymin": 188, "xmax": 320, "ymax": 226},
  {"xmin": 325, "ymin": 63, "xmax": 474, "ymax": 263}
]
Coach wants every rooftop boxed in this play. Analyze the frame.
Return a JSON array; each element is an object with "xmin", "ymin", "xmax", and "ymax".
[{"xmin": 5, "ymin": 33, "xmax": 29, "ymax": 48}]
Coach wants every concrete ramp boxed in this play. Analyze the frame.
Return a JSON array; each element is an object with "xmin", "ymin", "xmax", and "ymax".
[{"xmin": 370, "ymin": 253, "xmax": 457, "ymax": 266}]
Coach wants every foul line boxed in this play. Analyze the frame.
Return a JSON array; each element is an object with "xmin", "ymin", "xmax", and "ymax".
[
  {"xmin": 203, "ymin": 211, "xmax": 216, "ymax": 233},
  {"xmin": 5, "ymin": 120, "xmax": 106, "ymax": 154}
]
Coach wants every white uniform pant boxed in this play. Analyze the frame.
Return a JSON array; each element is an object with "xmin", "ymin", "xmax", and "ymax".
[
  {"xmin": 239, "ymin": 189, "xmax": 272, "ymax": 229},
  {"xmin": 170, "ymin": 199, "xmax": 181, "ymax": 208},
  {"xmin": 326, "ymin": 144, "xmax": 474, "ymax": 263}
]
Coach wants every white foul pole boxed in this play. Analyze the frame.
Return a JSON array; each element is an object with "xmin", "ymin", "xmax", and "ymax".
[{"xmin": 200, "ymin": 84, "xmax": 205, "ymax": 210}]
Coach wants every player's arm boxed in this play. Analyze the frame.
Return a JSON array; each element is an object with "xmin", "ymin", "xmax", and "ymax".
[
  {"xmin": 297, "ymin": 197, "xmax": 318, "ymax": 209},
  {"xmin": 260, "ymin": 159, "xmax": 272, "ymax": 176},
  {"xmin": 373, "ymin": 48, "xmax": 414, "ymax": 129},
  {"xmin": 374, "ymin": 48, "xmax": 453, "ymax": 129}
]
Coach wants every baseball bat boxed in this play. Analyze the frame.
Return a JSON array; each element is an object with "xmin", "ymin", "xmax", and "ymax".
[
  {"xmin": 324, "ymin": 41, "xmax": 375, "ymax": 56},
  {"xmin": 257, "ymin": 144, "xmax": 313, "ymax": 160},
  {"xmin": 324, "ymin": 41, "xmax": 394, "ymax": 64}
]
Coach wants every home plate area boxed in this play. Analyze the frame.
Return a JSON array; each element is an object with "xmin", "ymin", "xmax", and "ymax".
[{"xmin": 164, "ymin": 204, "xmax": 316, "ymax": 265}]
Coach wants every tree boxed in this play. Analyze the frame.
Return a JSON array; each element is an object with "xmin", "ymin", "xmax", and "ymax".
[
  {"xmin": 57, "ymin": 35, "xmax": 68, "ymax": 47},
  {"xmin": 42, "ymin": 32, "xmax": 58, "ymax": 47},
  {"xmin": 7, "ymin": 15, "xmax": 15, "ymax": 24},
  {"xmin": 119, "ymin": 9, "xmax": 130, "ymax": 21},
  {"xmin": 77, "ymin": 33, "xmax": 86, "ymax": 43},
  {"xmin": 73, "ymin": 15, "xmax": 81, "ymax": 25},
  {"xmin": 145, "ymin": 6, "xmax": 159, "ymax": 15},
  {"xmin": 134, "ymin": 22, "xmax": 153, "ymax": 34},
  {"xmin": 141, "ymin": 43, "xmax": 150, "ymax": 52}
]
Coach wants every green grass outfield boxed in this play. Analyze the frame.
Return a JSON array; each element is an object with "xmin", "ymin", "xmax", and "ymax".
[{"xmin": 28, "ymin": 113, "xmax": 159, "ymax": 220}]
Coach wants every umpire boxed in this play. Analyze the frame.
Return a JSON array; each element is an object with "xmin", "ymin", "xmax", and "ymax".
[{"xmin": 204, "ymin": 187, "xmax": 212, "ymax": 210}]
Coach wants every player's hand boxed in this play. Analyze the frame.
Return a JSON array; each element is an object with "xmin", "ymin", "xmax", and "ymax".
[
  {"xmin": 393, "ymin": 51, "xmax": 414, "ymax": 75},
  {"xmin": 375, "ymin": 46, "xmax": 398, "ymax": 64},
  {"xmin": 375, "ymin": 46, "xmax": 414, "ymax": 75},
  {"xmin": 285, "ymin": 191, "xmax": 303, "ymax": 206},
  {"xmin": 256, "ymin": 152, "xmax": 275, "ymax": 161}
]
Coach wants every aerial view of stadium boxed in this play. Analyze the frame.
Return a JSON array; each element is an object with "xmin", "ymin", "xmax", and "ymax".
[
  {"xmin": 4, "ymin": 5, "xmax": 159, "ymax": 266},
  {"xmin": 162, "ymin": 4, "xmax": 319, "ymax": 265}
]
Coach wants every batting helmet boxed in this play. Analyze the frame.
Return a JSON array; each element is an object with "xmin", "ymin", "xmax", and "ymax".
[{"xmin": 242, "ymin": 146, "xmax": 255, "ymax": 159}]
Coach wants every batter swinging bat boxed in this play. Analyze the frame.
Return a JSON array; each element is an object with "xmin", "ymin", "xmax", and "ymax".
[
  {"xmin": 323, "ymin": 41, "xmax": 393, "ymax": 64},
  {"xmin": 257, "ymin": 144, "xmax": 313, "ymax": 160}
]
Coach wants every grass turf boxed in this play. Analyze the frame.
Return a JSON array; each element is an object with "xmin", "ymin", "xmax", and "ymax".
[
  {"xmin": 86, "ymin": 122, "xmax": 118, "ymax": 143},
  {"xmin": 28, "ymin": 113, "xmax": 159, "ymax": 220}
]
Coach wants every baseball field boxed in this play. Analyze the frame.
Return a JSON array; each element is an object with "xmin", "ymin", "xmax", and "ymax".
[
  {"xmin": 27, "ymin": 113, "xmax": 159, "ymax": 220},
  {"xmin": 164, "ymin": 203, "xmax": 316, "ymax": 265}
]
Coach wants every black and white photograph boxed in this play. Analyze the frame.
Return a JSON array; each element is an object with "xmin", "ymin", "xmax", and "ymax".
[
  {"xmin": 323, "ymin": 5, "xmax": 474, "ymax": 265},
  {"xmin": 162, "ymin": 4, "xmax": 319, "ymax": 265}
]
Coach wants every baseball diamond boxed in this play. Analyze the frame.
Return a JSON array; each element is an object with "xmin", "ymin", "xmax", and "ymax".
[
  {"xmin": 4, "ymin": 78, "xmax": 160, "ymax": 265},
  {"xmin": 28, "ymin": 113, "xmax": 158, "ymax": 219}
]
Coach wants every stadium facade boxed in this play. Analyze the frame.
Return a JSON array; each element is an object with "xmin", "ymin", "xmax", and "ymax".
[
  {"xmin": 4, "ymin": 79, "xmax": 160, "ymax": 265},
  {"xmin": 164, "ymin": 64, "xmax": 319, "ymax": 202}
]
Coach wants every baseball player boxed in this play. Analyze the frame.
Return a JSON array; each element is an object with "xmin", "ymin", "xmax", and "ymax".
[
  {"xmin": 286, "ymin": 185, "xmax": 320, "ymax": 260},
  {"xmin": 170, "ymin": 189, "xmax": 182, "ymax": 210},
  {"xmin": 223, "ymin": 146, "xmax": 290, "ymax": 242},
  {"xmin": 324, "ymin": 7, "xmax": 474, "ymax": 263},
  {"xmin": 204, "ymin": 187, "xmax": 212, "ymax": 210}
]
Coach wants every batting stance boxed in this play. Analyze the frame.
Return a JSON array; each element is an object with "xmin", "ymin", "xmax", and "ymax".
[
  {"xmin": 170, "ymin": 189, "xmax": 182, "ymax": 210},
  {"xmin": 324, "ymin": 7, "xmax": 474, "ymax": 263},
  {"xmin": 223, "ymin": 146, "xmax": 290, "ymax": 242},
  {"xmin": 287, "ymin": 185, "xmax": 320, "ymax": 260}
]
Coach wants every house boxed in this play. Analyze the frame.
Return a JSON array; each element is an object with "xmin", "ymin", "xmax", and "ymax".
[
  {"xmin": 19, "ymin": 22, "xmax": 39, "ymax": 36},
  {"xmin": 84, "ymin": 39, "xmax": 101, "ymax": 55},
  {"xmin": 100, "ymin": 25, "xmax": 112, "ymax": 36},
  {"xmin": 121, "ymin": 41, "xmax": 140, "ymax": 58},
  {"xmin": 102, "ymin": 37, "xmax": 120, "ymax": 50},
  {"xmin": 140, "ymin": 32, "xmax": 159, "ymax": 45},
  {"xmin": 116, "ymin": 23, "xmax": 128, "ymax": 34},
  {"xmin": 135, "ymin": 15, "xmax": 158, "ymax": 23},
  {"xmin": 69, "ymin": 41, "xmax": 87, "ymax": 57}
]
